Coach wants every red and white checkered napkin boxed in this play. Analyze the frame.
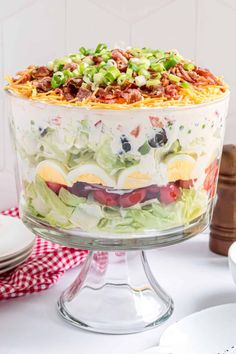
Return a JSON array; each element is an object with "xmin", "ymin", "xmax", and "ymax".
[{"xmin": 0, "ymin": 208, "xmax": 89, "ymax": 300}]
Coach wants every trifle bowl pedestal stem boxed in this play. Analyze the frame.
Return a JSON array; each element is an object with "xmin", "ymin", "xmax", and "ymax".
[{"xmin": 58, "ymin": 250, "xmax": 173, "ymax": 334}]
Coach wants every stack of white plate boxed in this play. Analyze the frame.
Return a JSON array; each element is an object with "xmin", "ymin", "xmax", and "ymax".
[{"xmin": 0, "ymin": 215, "xmax": 35, "ymax": 275}]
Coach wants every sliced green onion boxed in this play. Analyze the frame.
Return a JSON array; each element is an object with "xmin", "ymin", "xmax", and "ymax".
[
  {"xmin": 149, "ymin": 56, "xmax": 157, "ymax": 64},
  {"xmin": 107, "ymin": 59, "xmax": 117, "ymax": 67},
  {"xmin": 117, "ymin": 74, "xmax": 128, "ymax": 86},
  {"xmin": 168, "ymin": 74, "xmax": 181, "ymax": 83},
  {"xmin": 181, "ymin": 81, "xmax": 190, "ymax": 88},
  {"xmin": 183, "ymin": 63, "xmax": 195, "ymax": 71},
  {"xmin": 69, "ymin": 54, "xmax": 82, "ymax": 63},
  {"xmin": 51, "ymin": 72, "xmax": 65, "ymax": 89},
  {"xmin": 72, "ymin": 69, "xmax": 81, "ymax": 78},
  {"xmin": 164, "ymin": 57, "xmax": 179, "ymax": 70},
  {"xmin": 135, "ymin": 75, "xmax": 146, "ymax": 87},
  {"xmin": 139, "ymin": 58, "xmax": 150, "ymax": 69},
  {"xmin": 128, "ymin": 61, "xmax": 139, "ymax": 72},
  {"xmin": 63, "ymin": 69, "xmax": 73, "ymax": 81},
  {"xmin": 129, "ymin": 48, "xmax": 143, "ymax": 57},
  {"xmin": 83, "ymin": 76, "xmax": 92, "ymax": 84},
  {"xmin": 126, "ymin": 68, "xmax": 133, "ymax": 77},
  {"xmin": 98, "ymin": 61, "xmax": 106, "ymax": 69},
  {"xmin": 155, "ymin": 49, "xmax": 165, "ymax": 56},
  {"xmin": 150, "ymin": 62, "xmax": 165, "ymax": 72},
  {"xmin": 64, "ymin": 57, "xmax": 72, "ymax": 64},
  {"xmin": 104, "ymin": 72, "xmax": 114, "ymax": 84},
  {"xmin": 175, "ymin": 54, "xmax": 183, "ymax": 62},
  {"xmin": 78, "ymin": 62, "xmax": 88, "ymax": 75},
  {"xmin": 146, "ymin": 79, "xmax": 161, "ymax": 87},
  {"xmin": 104, "ymin": 66, "xmax": 120, "ymax": 84},
  {"xmin": 53, "ymin": 58, "xmax": 66, "ymax": 72},
  {"xmin": 130, "ymin": 58, "xmax": 140, "ymax": 64},
  {"xmin": 84, "ymin": 66, "xmax": 97, "ymax": 80},
  {"xmin": 108, "ymin": 66, "xmax": 120, "ymax": 77},
  {"xmin": 83, "ymin": 56, "xmax": 94, "ymax": 65},
  {"xmin": 47, "ymin": 61, "xmax": 54, "ymax": 71},
  {"xmin": 101, "ymin": 52, "xmax": 111, "ymax": 62},
  {"xmin": 138, "ymin": 68, "xmax": 150, "ymax": 79},
  {"xmin": 95, "ymin": 43, "xmax": 107, "ymax": 53},
  {"xmin": 138, "ymin": 141, "xmax": 151, "ymax": 155},
  {"xmin": 79, "ymin": 46, "xmax": 88, "ymax": 56},
  {"xmin": 93, "ymin": 73, "xmax": 104, "ymax": 85}
]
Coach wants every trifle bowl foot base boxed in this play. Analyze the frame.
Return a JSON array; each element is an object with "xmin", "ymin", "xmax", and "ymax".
[{"xmin": 57, "ymin": 250, "xmax": 173, "ymax": 334}]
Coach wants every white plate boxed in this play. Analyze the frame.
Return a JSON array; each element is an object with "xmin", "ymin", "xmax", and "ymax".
[
  {"xmin": 158, "ymin": 303, "xmax": 236, "ymax": 354},
  {"xmin": 0, "ymin": 246, "xmax": 33, "ymax": 268},
  {"xmin": 0, "ymin": 215, "xmax": 35, "ymax": 261},
  {"xmin": 0, "ymin": 252, "xmax": 30, "ymax": 274}
]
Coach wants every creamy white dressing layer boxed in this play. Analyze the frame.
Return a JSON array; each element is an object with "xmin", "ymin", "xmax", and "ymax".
[{"xmin": 10, "ymin": 94, "xmax": 229, "ymax": 188}]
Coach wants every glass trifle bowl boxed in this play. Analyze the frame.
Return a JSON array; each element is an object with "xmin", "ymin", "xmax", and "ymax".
[{"xmin": 6, "ymin": 45, "xmax": 229, "ymax": 334}]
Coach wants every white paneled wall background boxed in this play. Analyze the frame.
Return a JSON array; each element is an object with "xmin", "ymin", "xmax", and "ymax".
[{"xmin": 0, "ymin": 0, "xmax": 235, "ymax": 210}]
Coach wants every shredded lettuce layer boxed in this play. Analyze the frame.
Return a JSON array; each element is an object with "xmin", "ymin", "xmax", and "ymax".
[{"xmin": 23, "ymin": 177, "xmax": 208, "ymax": 233}]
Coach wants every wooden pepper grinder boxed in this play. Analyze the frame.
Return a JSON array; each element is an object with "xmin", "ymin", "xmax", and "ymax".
[{"xmin": 210, "ymin": 145, "xmax": 236, "ymax": 256}]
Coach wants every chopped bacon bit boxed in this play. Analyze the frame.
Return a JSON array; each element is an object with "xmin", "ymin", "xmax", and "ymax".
[
  {"xmin": 165, "ymin": 84, "xmax": 180, "ymax": 99},
  {"xmin": 33, "ymin": 77, "xmax": 52, "ymax": 92},
  {"xmin": 13, "ymin": 69, "xmax": 32, "ymax": 83},
  {"xmin": 63, "ymin": 62, "xmax": 78, "ymax": 71},
  {"xmin": 121, "ymin": 88, "xmax": 142, "ymax": 103},
  {"xmin": 112, "ymin": 49, "xmax": 128, "ymax": 72},
  {"xmin": 62, "ymin": 78, "xmax": 82, "ymax": 101},
  {"xmin": 95, "ymin": 86, "xmax": 124, "ymax": 103},
  {"xmin": 149, "ymin": 116, "xmax": 164, "ymax": 128},
  {"xmin": 130, "ymin": 125, "xmax": 140, "ymax": 138},
  {"xmin": 144, "ymin": 86, "xmax": 164, "ymax": 98},
  {"xmin": 124, "ymin": 50, "xmax": 134, "ymax": 59},
  {"xmin": 171, "ymin": 64, "xmax": 196, "ymax": 83},
  {"xmin": 32, "ymin": 66, "xmax": 51, "ymax": 79},
  {"xmin": 77, "ymin": 87, "xmax": 92, "ymax": 101},
  {"xmin": 93, "ymin": 56, "xmax": 103, "ymax": 64},
  {"xmin": 54, "ymin": 88, "xmax": 63, "ymax": 95},
  {"xmin": 161, "ymin": 73, "xmax": 170, "ymax": 87}
]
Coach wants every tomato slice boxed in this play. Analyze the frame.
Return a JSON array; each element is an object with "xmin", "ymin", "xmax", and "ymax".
[
  {"xmin": 93, "ymin": 190, "xmax": 120, "ymax": 207},
  {"xmin": 204, "ymin": 159, "xmax": 219, "ymax": 198},
  {"xmin": 119, "ymin": 189, "xmax": 146, "ymax": 208},
  {"xmin": 205, "ymin": 159, "xmax": 218, "ymax": 174},
  {"xmin": 130, "ymin": 125, "xmax": 140, "ymax": 138},
  {"xmin": 159, "ymin": 183, "xmax": 181, "ymax": 204},
  {"xmin": 46, "ymin": 182, "xmax": 65, "ymax": 194}
]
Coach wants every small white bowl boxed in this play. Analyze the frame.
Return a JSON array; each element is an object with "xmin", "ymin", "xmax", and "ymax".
[{"xmin": 228, "ymin": 241, "xmax": 236, "ymax": 285}]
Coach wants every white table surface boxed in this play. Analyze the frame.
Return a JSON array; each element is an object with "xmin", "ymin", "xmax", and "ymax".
[{"xmin": 0, "ymin": 233, "xmax": 236, "ymax": 354}]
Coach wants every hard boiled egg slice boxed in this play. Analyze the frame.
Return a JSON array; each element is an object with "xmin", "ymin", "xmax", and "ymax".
[
  {"xmin": 68, "ymin": 164, "xmax": 116, "ymax": 187},
  {"xmin": 117, "ymin": 166, "xmax": 154, "ymax": 189},
  {"xmin": 166, "ymin": 154, "xmax": 196, "ymax": 182},
  {"xmin": 36, "ymin": 160, "xmax": 68, "ymax": 185}
]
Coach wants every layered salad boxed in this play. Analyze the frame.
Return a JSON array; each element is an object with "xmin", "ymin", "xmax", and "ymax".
[{"xmin": 6, "ymin": 44, "xmax": 229, "ymax": 234}]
